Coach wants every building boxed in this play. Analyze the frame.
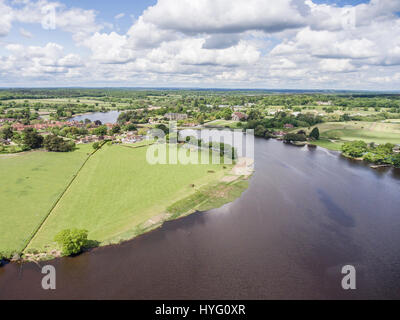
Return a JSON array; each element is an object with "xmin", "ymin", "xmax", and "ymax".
[
  {"xmin": 164, "ymin": 113, "xmax": 188, "ymax": 121},
  {"xmin": 316, "ymin": 101, "xmax": 332, "ymax": 106},
  {"xmin": 284, "ymin": 124, "xmax": 294, "ymax": 129},
  {"xmin": 232, "ymin": 112, "xmax": 248, "ymax": 121}
]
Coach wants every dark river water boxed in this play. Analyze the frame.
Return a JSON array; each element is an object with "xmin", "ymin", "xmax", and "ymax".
[
  {"xmin": 68, "ymin": 111, "xmax": 121, "ymax": 124},
  {"xmin": 1, "ymin": 138, "xmax": 400, "ymax": 300}
]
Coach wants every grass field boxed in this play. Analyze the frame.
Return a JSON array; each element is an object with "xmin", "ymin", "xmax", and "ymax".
[
  {"xmin": 294, "ymin": 121, "xmax": 400, "ymax": 151},
  {"xmin": 204, "ymin": 120, "xmax": 242, "ymax": 128},
  {"xmin": 317, "ymin": 122, "xmax": 400, "ymax": 144},
  {"xmin": 27, "ymin": 144, "xmax": 233, "ymax": 251},
  {"xmin": 0, "ymin": 144, "xmax": 93, "ymax": 254}
]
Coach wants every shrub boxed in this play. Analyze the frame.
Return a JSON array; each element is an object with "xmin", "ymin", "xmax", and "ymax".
[
  {"xmin": 309, "ymin": 127, "xmax": 320, "ymax": 140},
  {"xmin": 54, "ymin": 229, "xmax": 89, "ymax": 256},
  {"xmin": 283, "ymin": 133, "xmax": 307, "ymax": 142},
  {"xmin": 92, "ymin": 142, "xmax": 100, "ymax": 150}
]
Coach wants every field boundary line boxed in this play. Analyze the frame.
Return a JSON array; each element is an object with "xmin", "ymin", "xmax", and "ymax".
[{"xmin": 21, "ymin": 144, "xmax": 104, "ymax": 253}]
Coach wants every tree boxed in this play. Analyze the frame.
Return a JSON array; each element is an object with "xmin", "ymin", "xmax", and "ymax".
[
  {"xmin": 92, "ymin": 142, "xmax": 100, "ymax": 150},
  {"xmin": 43, "ymin": 135, "xmax": 75, "ymax": 152},
  {"xmin": 124, "ymin": 123, "xmax": 137, "ymax": 132},
  {"xmin": 309, "ymin": 127, "xmax": 320, "ymax": 140},
  {"xmin": 393, "ymin": 154, "xmax": 400, "ymax": 167},
  {"xmin": 247, "ymin": 109, "xmax": 262, "ymax": 121},
  {"xmin": 283, "ymin": 133, "xmax": 307, "ymax": 142},
  {"xmin": 1, "ymin": 126, "xmax": 13, "ymax": 140},
  {"xmin": 93, "ymin": 125, "xmax": 107, "ymax": 136},
  {"xmin": 111, "ymin": 125, "xmax": 121, "ymax": 134},
  {"xmin": 342, "ymin": 141, "xmax": 368, "ymax": 158},
  {"xmin": 254, "ymin": 125, "xmax": 267, "ymax": 137},
  {"xmin": 23, "ymin": 128, "xmax": 43, "ymax": 149},
  {"xmin": 54, "ymin": 229, "xmax": 89, "ymax": 256}
]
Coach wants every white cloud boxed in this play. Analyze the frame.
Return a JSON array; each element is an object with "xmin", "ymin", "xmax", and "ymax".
[
  {"xmin": 0, "ymin": 0, "xmax": 13, "ymax": 36},
  {"xmin": 141, "ymin": 0, "xmax": 308, "ymax": 34},
  {"xmin": 2, "ymin": 0, "xmax": 400, "ymax": 89},
  {"xmin": 19, "ymin": 27, "xmax": 33, "ymax": 38}
]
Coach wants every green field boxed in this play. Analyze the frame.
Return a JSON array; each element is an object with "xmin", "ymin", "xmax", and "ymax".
[
  {"xmin": 204, "ymin": 120, "xmax": 242, "ymax": 128},
  {"xmin": 0, "ymin": 144, "xmax": 93, "ymax": 254},
  {"xmin": 296, "ymin": 121, "xmax": 400, "ymax": 151},
  {"xmin": 27, "ymin": 144, "xmax": 233, "ymax": 251}
]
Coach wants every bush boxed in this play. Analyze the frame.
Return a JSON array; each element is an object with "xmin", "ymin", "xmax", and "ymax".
[
  {"xmin": 54, "ymin": 229, "xmax": 89, "ymax": 256},
  {"xmin": 92, "ymin": 142, "xmax": 100, "ymax": 150},
  {"xmin": 283, "ymin": 133, "xmax": 307, "ymax": 142}
]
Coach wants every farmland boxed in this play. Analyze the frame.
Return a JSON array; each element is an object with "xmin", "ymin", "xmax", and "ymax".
[
  {"xmin": 0, "ymin": 144, "xmax": 93, "ymax": 254},
  {"xmin": 26, "ymin": 144, "xmax": 239, "ymax": 252}
]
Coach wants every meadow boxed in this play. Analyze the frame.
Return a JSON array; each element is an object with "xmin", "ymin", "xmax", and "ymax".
[
  {"xmin": 302, "ymin": 121, "xmax": 400, "ymax": 151},
  {"xmin": 27, "ymin": 144, "xmax": 233, "ymax": 251},
  {"xmin": 0, "ymin": 144, "xmax": 93, "ymax": 254}
]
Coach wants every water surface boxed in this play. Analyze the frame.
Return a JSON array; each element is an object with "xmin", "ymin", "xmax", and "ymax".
[{"xmin": 68, "ymin": 111, "xmax": 121, "ymax": 124}]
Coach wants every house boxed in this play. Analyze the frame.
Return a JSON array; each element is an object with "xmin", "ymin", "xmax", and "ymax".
[
  {"xmin": 316, "ymin": 101, "xmax": 332, "ymax": 106},
  {"xmin": 272, "ymin": 131, "xmax": 286, "ymax": 137},
  {"xmin": 164, "ymin": 113, "xmax": 188, "ymax": 121},
  {"xmin": 393, "ymin": 145, "xmax": 400, "ymax": 154},
  {"xmin": 284, "ymin": 124, "xmax": 294, "ymax": 129},
  {"xmin": 232, "ymin": 112, "xmax": 248, "ymax": 121}
]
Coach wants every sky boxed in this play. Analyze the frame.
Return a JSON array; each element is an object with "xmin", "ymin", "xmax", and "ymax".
[{"xmin": 0, "ymin": 0, "xmax": 400, "ymax": 90}]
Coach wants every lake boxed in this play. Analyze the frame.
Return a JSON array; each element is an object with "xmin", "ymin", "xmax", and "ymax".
[
  {"xmin": 1, "ymin": 137, "xmax": 400, "ymax": 299},
  {"xmin": 68, "ymin": 111, "xmax": 121, "ymax": 124}
]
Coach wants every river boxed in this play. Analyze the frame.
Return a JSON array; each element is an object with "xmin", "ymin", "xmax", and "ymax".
[{"xmin": 1, "ymin": 137, "xmax": 400, "ymax": 299}]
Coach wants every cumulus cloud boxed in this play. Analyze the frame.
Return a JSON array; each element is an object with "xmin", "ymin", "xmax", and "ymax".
[
  {"xmin": 0, "ymin": 0, "xmax": 13, "ymax": 36},
  {"xmin": 141, "ymin": 0, "xmax": 308, "ymax": 34},
  {"xmin": 1, "ymin": 0, "xmax": 400, "ymax": 89}
]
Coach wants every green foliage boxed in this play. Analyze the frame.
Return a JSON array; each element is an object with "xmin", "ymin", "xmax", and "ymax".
[
  {"xmin": 1, "ymin": 126, "xmax": 13, "ymax": 140},
  {"xmin": 342, "ymin": 141, "xmax": 368, "ymax": 158},
  {"xmin": 23, "ymin": 128, "xmax": 43, "ymax": 149},
  {"xmin": 393, "ymin": 154, "xmax": 400, "ymax": 167},
  {"xmin": 93, "ymin": 125, "xmax": 107, "ymax": 136},
  {"xmin": 54, "ymin": 229, "xmax": 89, "ymax": 256},
  {"xmin": 254, "ymin": 125, "xmax": 267, "ymax": 137},
  {"xmin": 111, "ymin": 125, "xmax": 121, "ymax": 134},
  {"xmin": 283, "ymin": 133, "xmax": 307, "ymax": 142},
  {"xmin": 309, "ymin": 127, "xmax": 320, "ymax": 140},
  {"xmin": 43, "ymin": 135, "xmax": 75, "ymax": 152},
  {"xmin": 92, "ymin": 142, "xmax": 100, "ymax": 150},
  {"xmin": 123, "ymin": 123, "xmax": 137, "ymax": 132}
]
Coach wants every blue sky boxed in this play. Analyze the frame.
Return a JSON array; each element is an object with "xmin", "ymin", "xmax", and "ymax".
[{"xmin": 1, "ymin": 0, "xmax": 400, "ymax": 89}]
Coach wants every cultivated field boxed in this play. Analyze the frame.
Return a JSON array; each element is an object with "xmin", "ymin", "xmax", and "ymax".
[
  {"xmin": 27, "ymin": 144, "xmax": 233, "ymax": 251},
  {"xmin": 0, "ymin": 144, "xmax": 93, "ymax": 253}
]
